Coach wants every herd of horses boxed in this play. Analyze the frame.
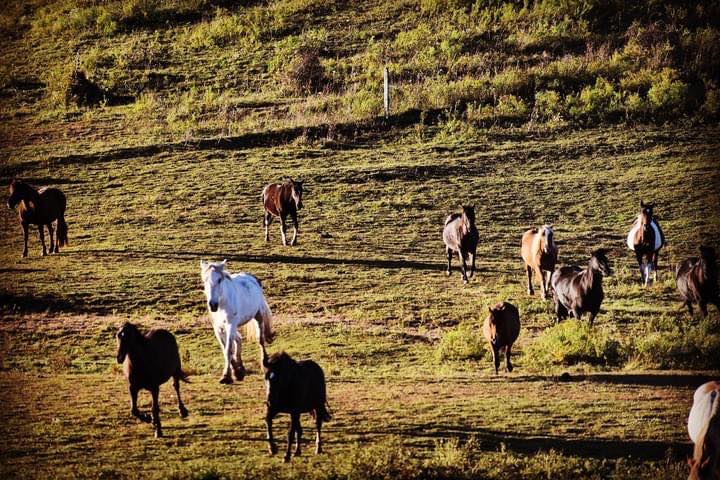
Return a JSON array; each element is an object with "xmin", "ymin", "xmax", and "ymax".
[{"xmin": 6, "ymin": 178, "xmax": 720, "ymax": 475}]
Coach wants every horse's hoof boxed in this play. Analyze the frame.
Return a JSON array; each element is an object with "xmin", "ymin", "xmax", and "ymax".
[
  {"xmin": 269, "ymin": 444, "xmax": 278, "ymax": 455},
  {"xmin": 283, "ymin": 455, "xmax": 291, "ymax": 463},
  {"xmin": 507, "ymin": 365, "xmax": 514, "ymax": 373},
  {"xmin": 21, "ymin": 253, "xmax": 27, "ymax": 258},
  {"xmin": 446, "ymin": 270, "xmax": 451, "ymax": 276},
  {"xmin": 139, "ymin": 413, "xmax": 152, "ymax": 423},
  {"xmin": 315, "ymin": 446, "xmax": 322, "ymax": 455},
  {"xmin": 219, "ymin": 375, "xmax": 233, "ymax": 384},
  {"xmin": 294, "ymin": 450, "xmax": 302, "ymax": 457},
  {"xmin": 155, "ymin": 430, "xmax": 163, "ymax": 438},
  {"xmin": 462, "ymin": 278, "xmax": 468, "ymax": 285},
  {"xmin": 233, "ymin": 368, "xmax": 245, "ymax": 381},
  {"xmin": 179, "ymin": 407, "xmax": 189, "ymax": 418}
]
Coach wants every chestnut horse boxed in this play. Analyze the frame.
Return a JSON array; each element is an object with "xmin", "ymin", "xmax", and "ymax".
[
  {"xmin": 262, "ymin": 179, "xmax": 304, "ymax": 246},
  {"xmin": 676, "ymin": 246, "xmax": 719, "ymax": 318},
  {"xmin": 521, "ymin": 225, "xmax": 558, "ymax": 298},
  {"xmin": 627, "ymin": 200, "xmax": 665, "ymax": 285},
  {"xmin": 482, "ymin": 302, "xmax": 520, "ymax": 375},
  {"xmin": 7, "ymin": 179, "xmax": 68, "ymax": 257},
  {"xmin": 688, "ymin": 381, "xmax": 720, "ymax": 480},
  {"xmin": 443, "ymin": 205, "xmax": 479, "ymax": 284}
]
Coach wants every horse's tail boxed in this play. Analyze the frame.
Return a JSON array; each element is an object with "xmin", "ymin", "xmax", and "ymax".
[
  {"xmin": 177, "ymin": 369, "xmax": 191, "ymax": 383},
  {"xmin": 243, "ymin": 296, "xmax": 274, "ymax": 344},
  {"xmin": 57, "ymin": 215, "xmax": 69, "ymax": 247}
]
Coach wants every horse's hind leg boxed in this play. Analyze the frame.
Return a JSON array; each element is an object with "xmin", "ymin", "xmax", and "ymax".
[
  {"xmin": 37, "ymin": 225, "xmax": 47, "ymax": 256},
  {"xmin": 525, "ymin": 265, "xmax": 534, "ymax": 296},
  {"xmin": 293, "ymin": 413, "xmax": 302, "ymax": 457},
  {"xmin": 446, "ymin": 247, "xmax": 453, "ymax": 276},
  {"xmin": 468, "ymin": 250, "xmax": 476, "ymax": 278},
  {"xmin": 173, "ymin": 375, "xmax": 188, "ymax": 418},
  {"xmin": 505, "ymin": 345, "xmax": 513, "ymax": 373},
  {"xmin": 315, "ymin": 415, "xmax": 323, "ymax": 454},
  {"xmin": 686, "ymin": 301, "xmax": 695, "ymax": 317},
  {"xmin": 150, "ymin": 386, "xmax": 162, "ymax": 438},
  {"xmin": 20, "ymin": 222, "xmax": 28, "ymax": 258},
  {"xmin": 46, "ymin": 222, "xmax": 56, "ymax": 253},
  {"xmin": 652, "ymin": 251, "xmax": 660, "ymax": 283},
  {"xmin": 231, "ymin": 333, "xmax": 245, "ymax": 381}
]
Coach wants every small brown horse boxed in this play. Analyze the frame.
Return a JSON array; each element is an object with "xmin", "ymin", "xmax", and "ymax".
[
  {"xmin": 262, "ymin": 345, "xmax": 331, "ymax": 463},
  {"xmin": 627, "ymin": 200, "xmax": 665, "ymax": 285},
  {"xmin": 551, "ymin": 249, "xmax": 612, "ymax": 326},
  {"xmin": 676, "ymin": 246, "xmax": 719, "ymax": 318},
  {"xmin": 116, "ymin": 322, "xmax": 189, "ymax": 438},
  {"xmin": 521, "ymin": 225, "xmax": 558, "ymax": 298},
  {"xmin": 7, "ymin": 179, "xmax": 68, "ymax": 258},
  {"xmin": 443, "ymin": 205, "xmax": 479, "ymax": 284},
  {"xmin": 482, "ymin": 302, "xmax": 520, "ymax": 375},
  {"xmin": 262, "ymin": 178, "xmax": 304, "ymax": 246}
]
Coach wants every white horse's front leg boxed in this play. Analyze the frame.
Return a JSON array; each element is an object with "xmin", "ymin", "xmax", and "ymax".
[{"xmin": 219, "ymin": 323, "xmax": 237, "ymax": 384}]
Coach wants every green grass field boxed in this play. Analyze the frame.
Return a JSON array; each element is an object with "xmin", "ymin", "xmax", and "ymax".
[{"xmin": 2, "ymin": 0, "xmax": 720, "ymax": 478}]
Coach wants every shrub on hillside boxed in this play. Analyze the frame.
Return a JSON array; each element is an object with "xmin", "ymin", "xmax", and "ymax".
[
  {"xmin": 647, "ymin": 68, "xmax": 687, "ymax": 115},
  {"xmin": 524, "ymin": 320, "xmax": 625, "ymax": 367},
  {"xmin": 633, "ymin": 318, "xmax": 720, "ymax": 369},
  {"xmin": 567, "ymin": 77, "xmax": 621, "ymax": 120},
  {"xmin": 533, "ymin": 89, "xmax": 563, "ymax": 121},
  {"xmin": 435, "ymin": 323, "xmax": 485, "ymax": 362}
]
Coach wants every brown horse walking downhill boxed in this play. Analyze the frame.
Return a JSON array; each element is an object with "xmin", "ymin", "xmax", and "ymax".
[
  {"xmin": 262, "ymin": 178, "xmax": 304, "ymax": 246},
  {"xmin": 443, "ymin": 205, "xmax": 479, "ymax": 284},
  {"xmin": 7, "ymin": 179, "xmax": 68, "ymax": 258},
  {"xmin": 551, "ymin": 249, "xmax": 613, "ymax": 326},
  {"xmin": 116, "ymin": 322, "xmax": 189, "ymax": 438},
  {"xmin": 482, "ymin": 302, "xmax": 520, "ymax": 375},
  {"xmin": 676, "ymin": 246, "xmax": 720, "ymax": 318},
  {"xmin": 521, "ymin": 225, "xmax": 558, "ymax": 299}
]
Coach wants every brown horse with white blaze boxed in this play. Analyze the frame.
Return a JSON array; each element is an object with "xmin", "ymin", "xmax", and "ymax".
[
  {"xmin": 521, "ymin": 225, "xmax": 558, "ymax": 298},
  {"xmin": 7, "ymin": 179, "xmax": 68, "ymax": 257},
  {"xmin": 262, "ymin": 178, "xmax": 304, "ymax": 246}
]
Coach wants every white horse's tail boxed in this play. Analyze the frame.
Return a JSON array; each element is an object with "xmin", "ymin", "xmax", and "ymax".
[{"xmin": 242, "ymin": 296, "xmax": 274, "ymax": 344}]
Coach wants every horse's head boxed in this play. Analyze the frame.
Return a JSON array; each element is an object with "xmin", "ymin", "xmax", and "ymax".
[
  {"xmin": 589, "ymin": 249, "xmax": 613, "ymax": 276},
  {"xmin": 200, "ymin": 259, "xmax": 228, "ymax": 312},
  {"xmin": 290, "ymin": 179, "xmax": 303, "ymax": 210},
  {"xmin": 485, "ymin": 304, "xmax": 504, "ymax": 345},
  {"xmin": 261, "ymin": 345, "xmax": 296, "ymax": 407},
  {"xmin": 462, "ymin": 205, "xmax": 476, "ymax": 224},
  {"xmin": 689, "ymin": 409, "xmax": 720, "ymax": 480},
  {"xmin": 540, "ymin": 224, "xmax": 555, "ymax": 252},
  {"xmin": 639, "ymin": 200, "xmax": 655, "ymax": 227},
  {"xmin": 7, "ymin": 179, "xmax": 23, "ymax": 209},
  {"xmin": 115, "ymin": 322, "xmax": 141, "ymax": 364}
]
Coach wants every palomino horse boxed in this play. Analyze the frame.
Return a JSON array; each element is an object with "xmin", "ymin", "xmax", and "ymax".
[
  {"xmin": 676, "ymin": 246, "xmax": 719, "ymax": 318},
  {"xmin": 551, "ymin": 249, "xmax": 613, "ymax": 326},
  {"xmin": 688, "ymin": 381, "xmax": 720, "ymax": 480},
  {"xmin": 200, "ymin": 260, "xmax": 274, "ymax": 384},
  {"xmin": 521, "ymin": 225, "xmax": 558, "ymax": 298},
  {"xmin": 262, "ymin": 179, "xmax": 304, "ymax": 246},
  {"xmin": 627, "ymin": 200, "xmax": 665, "ymax": 286},
  {"xmin": 7, "ymin": 179, "xmax": 68, "ymax": 257},
  {"xmin": 116, "ymin": 322, "xmax": 189, "ymax": 438},
  {"xmin": 262, "ymin": 345, "xmax": 331, "ymax": 463},
  {"xmin": 443, "ymin": 205, "xmax": 479, "ymax": 284}
]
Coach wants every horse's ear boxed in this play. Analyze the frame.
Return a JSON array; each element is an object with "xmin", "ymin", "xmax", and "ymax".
[{"xmin": 200, "ymin": 260, "xmax": 208, "ymax": 270}]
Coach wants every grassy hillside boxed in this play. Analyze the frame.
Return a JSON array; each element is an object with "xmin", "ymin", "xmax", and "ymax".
[{"xmin": 1, "ymin": 1, "xmax": 720, "ymax": 479}]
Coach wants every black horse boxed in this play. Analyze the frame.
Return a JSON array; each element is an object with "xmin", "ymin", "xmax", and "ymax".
[
  {"xmin": 551, "ymin": 249, "xmax": 613, "ymax": 326},
  {"xmin": 262, "ymin": 345, "xmax": 331, "ymax": 462},
  {"xmin": 676, "ymin": 246, "xmax": 719, "ymax": 317},
  {"xmin": 116, "ymin": 322, "xmax": 189, "ymax": 438}
]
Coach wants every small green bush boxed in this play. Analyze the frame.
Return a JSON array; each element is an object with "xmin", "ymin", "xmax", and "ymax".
[
  {"xmin": 533, "ymin": 89, "xmax": 563, "ymax": 121},
  {"xmin": 524, "ymin": 320, "xmax": 625, "ymax": 367},
  {"xmin": 647, "ymin": 68, "xmax": 687, "ymax": 115},
  {"xmin": 495, "ymin": 94, "xmax": 528, "ymax": 119},
  {"xmin": 633, "ymin": 318, "xmax": 720, "ymax": 369},
  {"xmin": 435, "ymin": 323, "xmax": 485, "ymax": 362},
  {"xmin": 569, "ymin": 77, "xmax": 621, "ymax": 120}
]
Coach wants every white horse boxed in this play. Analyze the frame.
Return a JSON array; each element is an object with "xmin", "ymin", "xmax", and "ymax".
[
  {"xmin": 688, "ymin": 381, "xmax": 720, "ymax": 480},
  {"xmin": 200, "ymin": 260, "xmax": 274, "ymax": 384}
]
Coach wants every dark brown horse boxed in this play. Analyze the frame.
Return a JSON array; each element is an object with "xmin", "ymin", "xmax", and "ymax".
[
  {"xmin": 676, "ymin": 246, "xmax": 719, "ymax": 318},
  {"xmin": 627, "ymin": 200, "xmax": 665, "ymax": 285},
  {"xmin": 482, "ymin": 302, "xmax": 520, "ymax": 375},
  {"xmin": 443, "ymin": 205, "xmax": 479, "ymax": 284},
  {"xmin": 551, "ymin": 249, "xmax": 612, "ymax": 326},
  {"xmin": 521, "ymin": 225, "xmax": 558, "ymax": 298},
  {"xmin": 262, "ymin": 345, "xmax": 331, "ymax": 463},
  {"xmin": 262, "ymin": 179, "xmax": 304, "ymax": 246},
  {"xmin": 116, "ymin": 322, "xmax": 189, "ymax": 438},
  {"xmin": 7, "ymin": 179, "xmax": 68, "ymax": 257}
]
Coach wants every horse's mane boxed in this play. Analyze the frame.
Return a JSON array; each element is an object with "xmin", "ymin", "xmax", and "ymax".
[
  {"xmin": 445, "ymin": 213, "xmax": 461, "ymax": 226},
  {"xmin": 693, "ymin": 391, "xmax": 720, "ymax": 477},
  {"xmin": 268, "ymin": 351, "xmax": 297, "ymax": 368}
]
